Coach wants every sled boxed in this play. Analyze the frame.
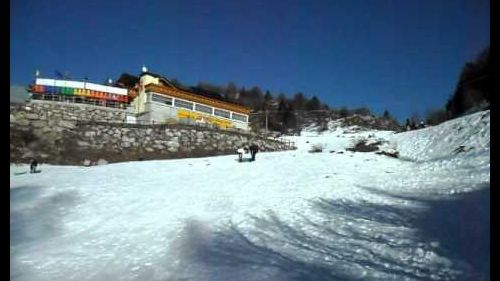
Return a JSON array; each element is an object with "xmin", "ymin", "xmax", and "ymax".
[
  {"xmin": 235, "ymin": 158, "xmax": 254, "ymax": 163},
  {"xmin": 14, "ymin": 170, "xmax": 42, "ymax": 175}
]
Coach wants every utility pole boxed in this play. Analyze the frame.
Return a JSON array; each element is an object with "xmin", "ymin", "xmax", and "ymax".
[
  {"xmin": 264, "ymin": 99, "xmax": 275, "ymax": 136},
  {"xmin": 265, "ymin": 108, "xmax": 268, "ymax": 135}
]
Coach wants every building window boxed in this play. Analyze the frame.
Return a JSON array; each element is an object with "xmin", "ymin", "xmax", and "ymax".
[
  {"xmin": 231, "ymin": 113, "xmax": 248, "ymax": 122},
  {"xmin": 151, "ymin": 93, "xmax": 172, "ymax": 106},
  {"xmin": 174, "ymin": 99, "xmax": 193, "ymax": 110},
  {"xmin": 214, "ymin": 109, "xmax": 230, "ymax": 119},
  {"xmin": 195, "ymin": 103, "xmax": 213, "ymax": 114}
]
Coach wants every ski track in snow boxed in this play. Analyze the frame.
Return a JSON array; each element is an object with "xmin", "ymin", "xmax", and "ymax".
[{"xmin": 10, "ymin": 111, "xmax": 490, "ymax": 281}]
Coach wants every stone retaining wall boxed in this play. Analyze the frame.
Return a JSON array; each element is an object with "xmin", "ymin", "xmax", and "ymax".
[
  {"xmin": 12, "ymin": 99, "xmax": 126, "ymax": 123},
  {"xmin": 10, "ymin": 102, "xmax": 295, "ymax": 165}
]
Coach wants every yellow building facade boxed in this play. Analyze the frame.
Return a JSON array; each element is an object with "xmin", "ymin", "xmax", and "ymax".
[{"xmin": 131, "ymin": 73, "xmax": 251, "ymax": 130}]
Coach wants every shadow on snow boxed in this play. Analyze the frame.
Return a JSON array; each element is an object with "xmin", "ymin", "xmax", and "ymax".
[
  {"xmin": 10, "ymin": 185, "xmax": 81, "ymax": 247},
  {"xmin": 171, "ymin": 185, "xmax": 489, "ymax": 281},
  {"xmin": 358, "ymin": 184, "xmax": 490, "ymax": 280}
]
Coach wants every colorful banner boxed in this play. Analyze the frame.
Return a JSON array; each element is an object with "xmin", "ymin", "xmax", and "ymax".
[
  {"xmin": 31, "ymin": 84, "xmax": 129, "ymax": 103},
  {"xmin": 177, "ymin": 109, "xmax": 233, "ymax": 129}
]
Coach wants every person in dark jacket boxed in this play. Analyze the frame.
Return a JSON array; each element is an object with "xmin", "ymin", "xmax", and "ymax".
[
  {"xmin": 249, "ymin": 144, "xmax": 259, "ymax": 161},
  {"xmin": 405, "ymin": 119, "xmax": 411, "ymax": 131},
  {"xmin": 30, "ymin": 158, "xmax": 38, "ymax": 173}
]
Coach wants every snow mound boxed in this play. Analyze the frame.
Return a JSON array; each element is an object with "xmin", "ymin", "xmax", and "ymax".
[{"xmin": 390, "ymin": 110, "xmax": 490, "ymax": 162}]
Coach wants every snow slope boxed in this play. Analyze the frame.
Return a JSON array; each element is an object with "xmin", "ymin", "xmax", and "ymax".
[
  {"xmin": 390, "ymin": 110, "xmax": 490, "ymax": 163},
  {"xmin": 10, "ymin": 111, "xmax": 489, "ymax": 281}
]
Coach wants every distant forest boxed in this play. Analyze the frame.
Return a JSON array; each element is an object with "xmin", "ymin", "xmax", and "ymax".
[
  {"xmin": 171, "ymin": 79, "xmax": 387, "ymax": 133},
  {"xmin": 426, "ymin": 46, "xmax": 490, "ymax": 125}
]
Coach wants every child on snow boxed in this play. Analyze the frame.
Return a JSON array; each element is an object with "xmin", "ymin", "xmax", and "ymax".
[
  {"xmin": 237, "ymin": 147, "xmax": 246, "ymax": 162},
  {"xmin": 30, "ymin": 158, "xmax": 38, "ymax": 173},
  {"xmin": 237, "ymin": 145, "xmax": 259, "ymax": 162}
]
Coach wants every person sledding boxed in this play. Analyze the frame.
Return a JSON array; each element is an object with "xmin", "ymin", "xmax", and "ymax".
[{"xmin": 30, "ymin": 158, "xmax": 39, "ymax": 173}]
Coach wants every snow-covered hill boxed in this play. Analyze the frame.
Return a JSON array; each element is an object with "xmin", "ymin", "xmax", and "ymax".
[
  {"xmin": 390, "ymin": 110, "xmax": 490, "ymax": 163},
  {"xmin": 10, "ymin": 111, "xmax": 489, "ymax": 281}
]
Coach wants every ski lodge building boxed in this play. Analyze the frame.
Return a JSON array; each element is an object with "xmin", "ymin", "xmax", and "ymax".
[
  {"xmin": 130, "ymin": 72, "xmax": 251, "ymax": 130},
  {"xmin": 28, "ymin": 69, "xmax": 251, "ymax": 131}
]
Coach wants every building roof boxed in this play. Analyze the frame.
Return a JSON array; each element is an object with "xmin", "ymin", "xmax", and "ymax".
[
  {"xmin": 115, "ymin": 73, "xmax": 139, "ymax": 88},
  {"xmin": 185, "ymin": 86, "xmax": 226, "ymax": 102},
  {"xmin": 139, "ymin": 71, "xmax": 248, "ymax": 108},
  {"xmin": 140, "ymin": 72, "xmax": 179, "ymax": 89},
  {"xmin": 146, "ymin": 84, "xmax": 252, "ymax": 115}
]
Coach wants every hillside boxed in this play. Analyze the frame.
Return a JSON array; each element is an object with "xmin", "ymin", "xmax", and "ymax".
[{"xmin": 11, "ymin": 110, "xmax": 489, "ymax": 281}]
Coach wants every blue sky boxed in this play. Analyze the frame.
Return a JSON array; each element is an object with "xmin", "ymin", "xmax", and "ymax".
[{"xmin": 11, "ymin": 0, "xmax": 489, "ymax": 121}]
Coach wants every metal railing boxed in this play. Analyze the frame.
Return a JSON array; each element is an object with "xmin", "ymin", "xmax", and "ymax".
[
  {"xmin": 30, "ymin": 94, "xmax": 128, "ymax": 109},
  {"xmin": 275, "ymin": 138, "xmax": 295, "ymax": 148}
]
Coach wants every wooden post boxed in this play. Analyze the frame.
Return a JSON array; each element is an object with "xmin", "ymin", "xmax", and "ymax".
[{"xmin": 265, "ymin": 109, "xmax": 268, "ymax": 136}]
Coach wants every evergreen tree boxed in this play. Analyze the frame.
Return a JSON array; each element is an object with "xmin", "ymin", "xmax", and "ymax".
[
  {"xmin": 305, "ymin": 96, "xmax": 320, "ymax": 111},
  {"xmin": 225, "ymin": 82, "xmax": 238, "ymax": 101},
  {"xmin": 262, "ymin": 90, "xmax": 274, "ymax": 110},
  {"xmin": 169, "ymin": 78, "xmax": 184, "ymax": 88},
  {"xmin": 283, "ymin": 103, "xmax": 297, "ymax": 132},
  {"xmin": 264, "ymin": 90, "xmax": 273, "ymax": 103},
  {"xmin": 249, "ymin": 86, "xmax": 264, "ymax": 110},
  {"xmin": 277, "ymin": 93, "xmax": 287, "ymax": 104},
  {"xmin": 382, "ymin": 110, "xmax": 391, "ymax": 119},
  {"xmin": 353, "ymin": 107, "xmax": 371, "ymax": 116},
  {"xmin": 425, "ymin": 108, "xmax": 448, "ymax": 125},
  {"xmin": 292, "ymin": 92, "xmax": 306, "ymax": 111},
  {"xmin": 238, "ymin": 87, "xmax": 247, "ymax": 104},
  {"xmin": 339, "ymin": 107, "xmax": 350, "ymax": 118},
  {"xmin": 197, "ymin": 81, "xmax": 224, "ymax": 94},
  {"xmin": 446, "ymin": 46, "xmax": 490, "ymax": 118}
]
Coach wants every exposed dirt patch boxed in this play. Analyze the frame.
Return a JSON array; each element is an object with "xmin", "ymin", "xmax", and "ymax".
[
  {"xmin": 452, "ymin": 145, "xmax": 474, "ymax": 155},
  {"xmin": 375, "ymin": 150, "xmax": 400, "ymax": 158},
  {"xmin": 346, "ymin": 140, "xmax": 382, "ymax": 152},
  {"xmin": 308, "ymin": 144, "xmax": 323, "ymax": 153}
]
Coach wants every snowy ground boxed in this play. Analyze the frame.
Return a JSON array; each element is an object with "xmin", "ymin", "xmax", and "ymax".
[{"xmin": 11, "ymin": 111, "xmax": 489, "ymax": 281}]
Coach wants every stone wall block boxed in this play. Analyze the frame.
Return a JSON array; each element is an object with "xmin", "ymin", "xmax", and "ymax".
[
  {"xmin": 59, "ymin": 120, "xmax": 76, "ymax": 129},
  {"xmin": 26, "ymin": 113, "xmax": 39, "ymax": 120},
  {"xmin": 84, "ymin": 131, "xmax": 96, "ymax": 138}
]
